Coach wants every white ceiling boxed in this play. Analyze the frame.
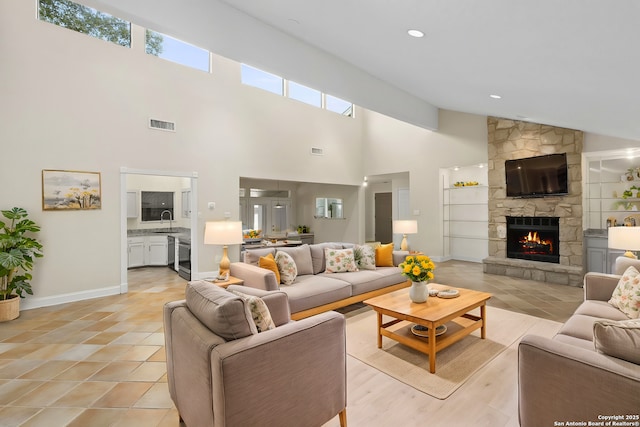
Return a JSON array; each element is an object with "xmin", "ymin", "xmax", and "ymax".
[{"xmin": 87, "ymin": 0, "xmax": 640, "ymax": 140}]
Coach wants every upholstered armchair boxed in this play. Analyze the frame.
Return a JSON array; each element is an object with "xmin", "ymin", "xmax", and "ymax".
[{"xmin": 164, "ymin": 281, "xmax": 347, "ymax": 427}]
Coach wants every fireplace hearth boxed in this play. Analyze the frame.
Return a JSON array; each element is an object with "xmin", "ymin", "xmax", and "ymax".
[{"xmin": 506, "ymin": 216, "xmax": 560, "ymax": 263}]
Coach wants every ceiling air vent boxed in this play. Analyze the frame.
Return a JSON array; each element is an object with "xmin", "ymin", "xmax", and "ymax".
[
  {"xmin": 310, "ymin": 147, "xmax": 324, "ymax": 156},
  {"xmin": 149, "ymin": 118, "xmax": 176, "ymax": 132}
]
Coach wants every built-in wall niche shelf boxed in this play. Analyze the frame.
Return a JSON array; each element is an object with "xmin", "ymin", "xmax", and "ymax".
[
  {"xmin": 584, "ymin": 152, "xmax": 640, "ymax": 230},
  {"xmin": 440, "ymin": 164, "xmax": 489, "ymax": 263}
]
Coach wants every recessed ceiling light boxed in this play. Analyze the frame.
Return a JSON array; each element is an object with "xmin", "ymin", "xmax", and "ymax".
[
  {"xmin": 489, "ymin": 94, "xmax": 502, "ymax": 99},
  {"xmin": 407, "ymin": 29, "xmax": 424, "ymax": 38}
]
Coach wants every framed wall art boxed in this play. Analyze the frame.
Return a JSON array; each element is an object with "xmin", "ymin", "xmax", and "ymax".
[{"xmin": 42, "ymin": 170, "xmax": 102, "ymax": 211}]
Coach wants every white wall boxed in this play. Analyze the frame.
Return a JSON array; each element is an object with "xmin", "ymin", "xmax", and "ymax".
[
  {"xmin": 361, "ymin": 109, "xmax": 489, "ymax": 256},
  {"xmin": 0, "ymin": 1, "xmax": 367, "ymax": 308}
]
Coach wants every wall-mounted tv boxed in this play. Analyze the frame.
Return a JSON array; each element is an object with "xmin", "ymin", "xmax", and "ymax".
[{"xmin": 505, "ymin": 153, "xmax": 568, "ymax": 198}]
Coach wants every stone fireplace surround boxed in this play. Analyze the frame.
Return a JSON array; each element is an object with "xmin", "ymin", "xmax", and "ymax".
[{"xmin": 483, "ymin": 117, "xmax": 583, "ymax": 287}]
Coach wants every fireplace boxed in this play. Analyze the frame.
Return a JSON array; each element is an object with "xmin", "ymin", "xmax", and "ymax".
[{"xmin": 506, "ymin": 216, "xmax": 560, "ymax": 263}]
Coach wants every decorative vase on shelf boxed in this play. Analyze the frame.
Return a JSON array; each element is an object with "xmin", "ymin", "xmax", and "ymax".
[{"xmin": 409, "ymin": 281, "xmax": 429, "ymax": 303}]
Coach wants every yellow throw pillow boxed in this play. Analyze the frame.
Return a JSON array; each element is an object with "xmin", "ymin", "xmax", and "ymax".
[
  {"xmin": 259, "ymin": 253, "xmax": 280, "ymax": 284},
  {"xmin": 375, "ymin": 243, "xmax": 394, "ymax": 267}
]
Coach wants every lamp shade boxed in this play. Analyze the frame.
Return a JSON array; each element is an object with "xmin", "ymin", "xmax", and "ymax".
[
  {"xmin": 393, "ymin": 220, "xmax": 418, "ymax": 235},
  {"xmin": 204, "ymin": 221, "xmax": 244, "ymax": 245},
  {"xmin": 608, "ymin": 226, "xmax": 640, "ymax": 251}
]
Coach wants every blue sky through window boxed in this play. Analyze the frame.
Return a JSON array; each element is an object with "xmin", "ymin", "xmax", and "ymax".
[
  {"xmin": 147, "ymin": 31, "xmax": 209, "ymax": 72},
  {"xmin": 241, "ymin": 64, "xmax": 284, "ymax": 95},
  {"xmin": 288, "ymin": 81, "xmax": 321, "ymax": 107}
]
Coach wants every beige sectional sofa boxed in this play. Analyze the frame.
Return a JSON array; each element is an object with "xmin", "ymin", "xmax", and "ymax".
[
  {"xmin": 230, "ymin": 242, "xmax": 410, "ymax": 320},
  {"xmin": 518, "ymin": 257, "xmax": 640, "ymax": 427}
]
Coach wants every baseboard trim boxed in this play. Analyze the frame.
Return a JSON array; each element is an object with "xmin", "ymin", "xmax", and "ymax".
[{"xmin": 20, "ymin": 284, "xmax": 126, "ymax": 311}]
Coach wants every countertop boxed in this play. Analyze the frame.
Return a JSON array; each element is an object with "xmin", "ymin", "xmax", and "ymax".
[{"xmin": 127, "ymin": 227, "xmax": 191, "ymax": 243}]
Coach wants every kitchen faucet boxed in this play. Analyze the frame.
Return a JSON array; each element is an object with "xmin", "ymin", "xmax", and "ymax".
[{"xmin": 160, "ymin": 210, "xmax": 173, "ymax": 232}]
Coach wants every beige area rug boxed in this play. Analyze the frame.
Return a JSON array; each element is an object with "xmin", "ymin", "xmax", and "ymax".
[{"xmin": 345, "ymin": 306, "xmax": 557, "ymax": 400}]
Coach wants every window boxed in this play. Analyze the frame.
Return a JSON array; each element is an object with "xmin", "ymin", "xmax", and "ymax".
[
  {"xmin": 38, "ymin": 0, "xmax": 131, "ymax": 48},
  {"xmin": 326, "ymin": 94, "xmax": 354, "ymax": 117},
  {"xmin": 240, "ymin": 63, "xmax": 354, "ymax": 116},
  {"xmin": 145, "ymin": 30, "xmax": 210, "ymax": 72},
  {"xmin": 141, "ymin": 191, "xmax": 174, "ymax": 222},
  {"xmin": 288, "ymin": 81, "xmax": 321, "ymax": 107},
  {"xmin": 241, "ymin": 64, "xmax": 284, "ymax": 95}
]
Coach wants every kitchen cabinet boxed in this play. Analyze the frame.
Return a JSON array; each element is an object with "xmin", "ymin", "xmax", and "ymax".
[
  {"xmin": 146, "ymin": 235, "xmax": 168, "ymax": 266},
  {"xmin": 127, "ymin": 235, "xmax": 168, "ymax": 267},
  {"xmin": 127, "ymin": 237, "xmax": 145, "ymax": 268},
  {"xmin": 181, "ymin": 189, "xmax": 191, "ymax": 218},
  {"xmin": 126, "ymin": 191, "xmax": 138, "ymax": 218}
]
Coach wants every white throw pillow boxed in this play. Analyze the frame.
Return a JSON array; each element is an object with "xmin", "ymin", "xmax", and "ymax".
[
  {"xmin": 608, "ymin": 266, "xmax": 640, "ymax": 319},
  {"xmin": 275, "ymin": 251, "xmax": 298, "ymax": 285},
  {"xmin": 228, "ymin": 290, "xmax": 276, "ymax": 333},
  {"xmin": 324, "ymin": 248, "xmax": 359, "ymax": 273},
  {"xmin": 354, "ymin": 244, "xmax": 376, "ymax": 270}
]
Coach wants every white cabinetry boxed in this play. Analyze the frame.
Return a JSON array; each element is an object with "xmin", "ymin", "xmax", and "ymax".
[
  {"xmin": 127, "ymin": 235, "xmax": 168, "ymax": 268},
  {"xmin": 181, "ymin": 189, "xmax": 191, "ymax": 218},
  {"xmin": 127, "ymin": 237, "xmax": 145, "ymax": 268},
  {"xmin": 126, "ymin": 191, "xmax": 138, "ymax": 218},
  {"xmin": 441, "ymin": 165, "xmax": 488, "ymax": 263},
  {"xmin": 146, "ymin": 236, "xmax": 168, "ymax": 266}
]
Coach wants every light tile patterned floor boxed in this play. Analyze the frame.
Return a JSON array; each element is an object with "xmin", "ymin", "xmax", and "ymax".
[{"xmin": 0, "ymin": 261, "xmax": 584, "ymax": 426}]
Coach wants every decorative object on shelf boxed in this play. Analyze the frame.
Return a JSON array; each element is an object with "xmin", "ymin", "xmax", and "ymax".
[
  {"xmin": 393, "ymin": 220, "xmax": 418, "ymax": 251},
  {"xmin": 204, "ymin": 221, "xmax": 243, "ymax": 277},
  {"xmin": 453, "ymin": 181, "xmax": 480, "ymax": 187},
  {"xmin": 608, "ymin": 226, "xmax": 640, "ymax": 259},
  {"xmin": 399, "ymin": 254, "xmax": 435, "ymax": 303},
  {"xmin": 410, "ymin": 323, "xmax": 447, "ymax": 338},
  {"xmin": 42, "ymin": 170, "xmax": 101, "ymax": 211},
  {"xmin": 0, "ymin": 207, "xmax": 44, "ymax": 322}
]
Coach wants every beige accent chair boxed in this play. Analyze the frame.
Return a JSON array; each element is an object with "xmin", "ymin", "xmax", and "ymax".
[{"xmin": 164, "ymin": 281, "xmax": 347, "ymax": 427}]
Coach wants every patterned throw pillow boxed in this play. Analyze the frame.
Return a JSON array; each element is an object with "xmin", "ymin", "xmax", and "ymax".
[
  {"xmin": 228, "ymin": 290, "xmax": 276, "ymax": 333},
  {"xmin": 354, "ymin": 244, "xmax": 376, "ymax": 270},
  {"xmin": 608, "ymin": 266, "xmax": 640, "ymax": 319},
  {"xmin": 324, "ymin": 248, "xmax": 359, "ymax": 273},
  {"xmin": 275, "ymin": 251, "xmax": 297, "ymax": 285}
]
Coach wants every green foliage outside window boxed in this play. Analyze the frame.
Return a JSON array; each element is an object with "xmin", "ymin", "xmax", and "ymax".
[{"xmin": 38, "ymin": 0, "xmax": 162, "ymax": 55}]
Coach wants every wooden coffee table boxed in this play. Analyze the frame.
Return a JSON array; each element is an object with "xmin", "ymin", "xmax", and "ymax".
[{"xmin": 364, "ymin": 284, "xmax": 491, "ymax": 373}]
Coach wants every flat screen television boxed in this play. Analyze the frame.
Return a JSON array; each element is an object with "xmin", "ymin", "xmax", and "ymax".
[{"xmin": 505, "ymin": 153, "xmax": 568, "ymax": 197}]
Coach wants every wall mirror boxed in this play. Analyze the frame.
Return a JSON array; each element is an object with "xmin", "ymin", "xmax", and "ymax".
[{"xmin": 315, "ymin": 197, "xmax": 344, "ymax": 219}]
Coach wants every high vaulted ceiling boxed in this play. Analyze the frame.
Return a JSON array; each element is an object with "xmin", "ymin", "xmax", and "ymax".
[{"xmin": 87, "ymin": 0, "xmax": 640, "ymax": 140}]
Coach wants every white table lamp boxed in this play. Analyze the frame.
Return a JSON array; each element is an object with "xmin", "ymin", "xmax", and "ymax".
[
  {"xmin": 204, "ymin": 221, "xmax": 244, "ymax": 276},
  {"xmin": 608, "ymin": 226, "xmax": 640, "ymax": 259},
  {"xmin": 393, "ymin": 220, "xmax": 418, "ymax": 251}
]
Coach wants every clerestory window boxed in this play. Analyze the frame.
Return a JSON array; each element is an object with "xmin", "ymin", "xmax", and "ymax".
[{"xmin": 38, "ymin": 0, "xmax": 131, "ymax": 48}]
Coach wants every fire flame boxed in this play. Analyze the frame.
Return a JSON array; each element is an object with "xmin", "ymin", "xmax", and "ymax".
[{"xmin": 520, "ymin": 231, "xmax": 554, "ymax": 253}]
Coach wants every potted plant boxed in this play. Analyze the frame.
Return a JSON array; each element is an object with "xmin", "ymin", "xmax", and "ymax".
[{"xmin": 0, "ymin": 207, "xmax": 43, "ymax": 321}]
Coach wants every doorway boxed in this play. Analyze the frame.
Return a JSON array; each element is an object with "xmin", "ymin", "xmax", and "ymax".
[
  {"xmin": 375, "ymin": 192, "xmax": 392, "ymax": 243},
  {"xmin": 120, "ymin": 168, "xmax": 198, "ymax": 293}
]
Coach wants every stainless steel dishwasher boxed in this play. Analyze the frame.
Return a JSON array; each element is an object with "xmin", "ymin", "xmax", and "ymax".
[
  {"xmin": 167, "ymin": 236, "xmax": 175, "ymax": 270},
  {"xmin": 178, "ymin": 237, "xmax": 190, "ymax": 280}
]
